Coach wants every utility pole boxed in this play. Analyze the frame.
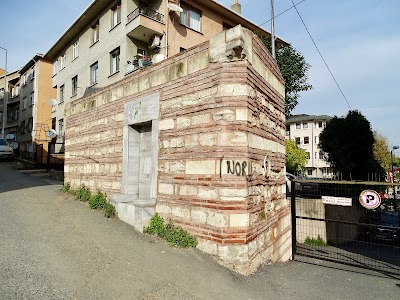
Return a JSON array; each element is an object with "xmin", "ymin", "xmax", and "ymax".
[
  {"xmin": 271, "ymin": 0, "xmax": 276, "ymax": 59},
  {"xmin": 0, "ymin": 47, "xmax": 7, "ymax": 139}
]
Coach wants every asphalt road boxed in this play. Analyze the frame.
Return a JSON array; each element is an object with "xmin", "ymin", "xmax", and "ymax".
[{"xmin": 0, "ymin": 161, "xmax": 399, "ymax": 300}]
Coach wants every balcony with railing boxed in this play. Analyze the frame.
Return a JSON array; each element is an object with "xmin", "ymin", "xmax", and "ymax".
[
  {"xmin": 125, "ymin": 55, "xmax": 153, "ymax": 75},
  {"xmin": 126, "ymin": 6, "xmax": 165, "ymax": 42}
]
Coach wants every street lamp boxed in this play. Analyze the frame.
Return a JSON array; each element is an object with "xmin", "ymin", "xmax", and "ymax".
[
  {"xmin": 0, "ymin": 46, "xmax": 7, "ymax": 138},
  {"xmin": 391, "ymin": 145, "xmax": 399, "ymax": 199}
]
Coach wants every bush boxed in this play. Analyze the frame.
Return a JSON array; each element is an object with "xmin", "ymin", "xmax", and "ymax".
[
  {"xmin": 103, "ymin": 202, "xmax": 116, "ymax": 218},
  {"xmin": 61, "ymin": 183, "xmax": 71, "ymax": 193},
  {"xmin": 75, "ymin": 186, "xmax": 92, "ymax": 202},
  {"xmin": 304, "ymin": 235, "xmax": 327, "ymax": 246},
  {"xmin": 144, "ymin": 213, "xmax": 165, "ymax": 235},
  {"xmin": 144, "ymin": 213, "xmax": 198, "ymax": 248},
  {"xmin": 89, "ymin": 190, "xmax": 107, "ymax": 209}
]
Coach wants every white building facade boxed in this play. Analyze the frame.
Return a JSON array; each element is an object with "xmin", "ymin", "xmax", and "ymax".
[{"xmin": 286, "ymin": 114, "xmax": 333, "ymax": 177}]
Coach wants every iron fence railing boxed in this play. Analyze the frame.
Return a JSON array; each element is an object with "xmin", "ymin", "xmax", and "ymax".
[
  {"xmin": 127, "ymin": 7, "xmax": 164, "ymax": 24},
  {"xmin": 290, "ymin": 179, "xmax": 400, "ymax": 277}
]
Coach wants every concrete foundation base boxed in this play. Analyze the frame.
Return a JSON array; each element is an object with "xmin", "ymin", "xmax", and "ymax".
[{"xmin": 109, "ymin": 195, "xmax": 156, "ymax": 232}]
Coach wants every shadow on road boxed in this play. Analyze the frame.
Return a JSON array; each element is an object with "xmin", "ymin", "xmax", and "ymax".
[{"xmin": 0, "ymin": 162, "xmax": 61, "ymax": 194}]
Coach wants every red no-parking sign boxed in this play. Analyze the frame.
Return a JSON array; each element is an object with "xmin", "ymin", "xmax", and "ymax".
[{"xmin": 359, "ymin": 190, "xmax": 381, "ymax": 209}]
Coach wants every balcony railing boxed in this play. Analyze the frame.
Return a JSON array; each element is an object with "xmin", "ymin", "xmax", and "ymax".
[
  {"xmin": 125, "ymin": 57, "xmax": 153, "ymax": 75},
  {"xmin": 127, "ymin": 6, "xmax": 164, "ymax": 24}
]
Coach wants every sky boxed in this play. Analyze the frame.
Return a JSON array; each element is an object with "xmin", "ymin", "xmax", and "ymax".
[{"xmin": 0, "ymin": 0, "xmax": 399, "ymax": 148}]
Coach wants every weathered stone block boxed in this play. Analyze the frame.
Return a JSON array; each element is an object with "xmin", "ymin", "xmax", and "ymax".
[
  {"xmin": 159, "ymin": 183, "xmax": 174, "ymax": 195},
  {"xmin": 172, "ymin": 206, "xmax": 190, "ymax": 219},
  {"xmin": 186, "ymin": 160, "xmax": 216, "ymax": 175},
  {"xmin": 191, "ymin": 209, "xmax": 207, "ymax": 224},
  {"xmin": 170, "ymin": 162, "xmax": 185, "ymax": 174},
  {"xmin": 158, "ymin": 119, "xmax": 174, "ymax": 131},
  {"xmin": 179, "ymin": 185, "xmax": 197, "ymax": 196},
  {"xmin": 177, "ymin": 117, "xmax": 191, "ymax": 129},
  {"xmin": 212, "ymin": 109, "xmax": 235, "ymax": 122},
  {"xmin": 230, "ymin": 213, "xmax": 250, "ymax": 227},
  {"xmin": 198, "ymin": 188, "xmax": 218, "ymax": 200},
  {"xmin": 218, "ymin": 244, "xmax": 249, "ymax": 262},
  {"xmin": 207, "ymin": 211, "xmax": 228, "ymax": 228}
]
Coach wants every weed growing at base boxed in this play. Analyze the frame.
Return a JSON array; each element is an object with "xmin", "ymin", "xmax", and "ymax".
[
  {"xmin": 144, "ymin": 213, "xmax": 198, "ymax": 248},
  {"xmin": 304, "ymin": 235, "xmax": 327, "ymax": 246},
  {"xmin": 61, "ymin": 184, "xmax": 115, "ymax": 219}
]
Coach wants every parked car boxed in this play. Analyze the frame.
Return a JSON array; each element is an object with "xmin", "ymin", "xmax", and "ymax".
[
  {"xmin": 0, "ymin": 139, "xmax": 14, "ymax": 161},
  {"xmin": 367, "ymin": 210, "xmax": 400, "ymax": 245},
  {"xmin": 298, "ymin": 177, "xmax": 321, "ymax": 197},
  {"xmin": 286, "ymin": 172, "xmax": 302, "ymax": 196}
]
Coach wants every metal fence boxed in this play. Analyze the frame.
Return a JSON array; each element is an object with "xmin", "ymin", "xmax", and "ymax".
[
  {"xmin": 17, "ymin": 143, "xmax": 64, "ymax": 171},
  {"xmin": 290, "ymin": 179, "xmax": 400, "ymax": 277}
]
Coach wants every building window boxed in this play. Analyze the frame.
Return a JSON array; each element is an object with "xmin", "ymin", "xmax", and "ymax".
[
  {"xmin": 295, "ymin": 123, "xmax": 301, "ymax": 129},
  {"xmin": 60, "ymin": 85, "xmax": 65, "ymax": 103},
  {"xmin": 318, "ymin": 121, "xmax": 323, "ymax": 128},
  {"xmin": 29, "ymin": 92, "xmax": 34, "ymax": 106},
  {"xmin": 180, "ymin": 3, "xmax": 201, "ymax": 32},
  {"xmin": 72, "ymin": 40, "xmax": 79, "ymax": 60},
  {"xmin": 295, "ymin": 137, "xmax": 300, "ymax": 145},
  {"xmin": 59, "ymin": 119, "xmax": 64, "ymax": 137},
  {"xmin": 92, "ymin": 21, "xmax": 99, "ymax": 44},
  {"xmin": 110, "ymin": 47, "xmax": 120, "ymax": 74},
  {"xmin": 90, "ymin": 62, "xmax": 98, "ymax": 85},
  {"xmin": 60, "ymin": 53, "xmax": 66, "ymax": 69},
  {"xmin": 307, "ymin": 169, "xmax": 312, "ymax": 176},
  {"xmin": 304, "ymin": 136, "xmax": 309, "ymax": 144},
  {"xmin": 15, "ymin": 85, "xmax": 20, "ymax": 96},
  {"xmin": 315, "ymin": 136, "xmax": 318, "ymax": 144},
  {"xmin": 52, "ymin": 117, "xmax": 56, "ymax": 130},
  {"xmin": 31, "ymin": 67, "xmax": 35, "ymax": 80},
  {"xmin": 111, "ymin": 3, "xmax": 121, "ymax": 28},
  {"xmin": 319, "ymin": 152, "xmax": 324, "ymax": 160},
  {"xmin": 53, "ymin": 60, "xmax": 58, "ymax": 75},
  {"xmin": 20, "ymin": 120, "xmax": 26, "ymax": 134},
  {"xmin": 72, "ymin": 75, "xmax": 78, "ymax": 96},
  {"xmin": 303, "ymin": 122, "xmax": 308, "ymax": 129},
  {"xmin": 22, "ymin": 73, "xmax": 27, "ymax": 85},
  {"xmin": 22, "ymin": 97, "xmax": 27, "ymax": 110}
]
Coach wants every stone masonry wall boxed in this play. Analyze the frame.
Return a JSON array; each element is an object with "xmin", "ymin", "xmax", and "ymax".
[{"xmin": 65, "ymin": 26, "xmax": 289, "ymax": 275}]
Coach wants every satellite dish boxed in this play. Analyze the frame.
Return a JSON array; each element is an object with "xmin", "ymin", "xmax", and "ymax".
[
  {"xmin": 152, "ymin": 54, "xmax": 166, "ymax": 63},
  {"xmin": 10, "ymin": 142, "xmax": 18, "ymax": 150},
  {"xmin": 46, "ymin": 129, "xmax": 58, "ymax": 139},
  {"xmin": 49, "ymin": 99, "xmax": 58, "ymax": 106},
  {"xmin": 168, "ymin": 3, "xmax": 183, "ymax": 12},
  {"xmin": 5, "ymin": 133, "xmax": 15, "ymax": 140}
]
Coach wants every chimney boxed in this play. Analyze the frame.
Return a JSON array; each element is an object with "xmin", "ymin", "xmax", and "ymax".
[{"xmin": 231, "ymin": 0, "xmax": 241, "ymax": 14}]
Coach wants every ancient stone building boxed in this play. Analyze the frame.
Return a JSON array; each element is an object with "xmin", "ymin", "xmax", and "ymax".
[{"xmin": 65, "ymin": 26, "xmax": 290, "ymax": 274}]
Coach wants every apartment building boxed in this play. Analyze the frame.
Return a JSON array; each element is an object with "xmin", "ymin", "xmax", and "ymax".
[
  {"xmin": 44, "ymin": 0, "xmax": 279, "ymax": 144},
  {"xmin": 17, "ymin": 55, "xmax": 55, "ymax": 161},
  {"xmin": 0, "ymin": 70, "xmax": 21, "ymax": 140},
  {"xmin": 286, "ymin": 114, "xmax": 333, "ymax": 177}
]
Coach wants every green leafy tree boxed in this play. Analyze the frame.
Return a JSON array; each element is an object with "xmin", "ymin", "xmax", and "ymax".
[
  {"xmin": 257, "ymin": 35, "xmax": 313, "ymax": 116},
  {"xmin": 286, "ymin": 139, "xmax": 308, "ymax": 174},
  {"xmin": 373, "ymin": 132, "xmax": 391, "ymax": 170},
  {"xmin": 319, "ymin": 110, "xmax": 384, "ymax": 180}
]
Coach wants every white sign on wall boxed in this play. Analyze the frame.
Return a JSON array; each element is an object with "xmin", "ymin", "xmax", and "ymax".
[{"xmin": 322, "ymin": 196, "xmax": 352, "ymax": 206}]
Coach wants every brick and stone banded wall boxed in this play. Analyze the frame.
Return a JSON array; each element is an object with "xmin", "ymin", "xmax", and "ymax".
[{"xmin": 64, "ymin": 41, "xmax": 210, "ymax": 194}]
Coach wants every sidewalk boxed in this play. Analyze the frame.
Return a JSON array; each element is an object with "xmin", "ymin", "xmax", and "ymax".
[{"xmin": 0, "ymin": 162, "xmax": 398, "ymax": 299}]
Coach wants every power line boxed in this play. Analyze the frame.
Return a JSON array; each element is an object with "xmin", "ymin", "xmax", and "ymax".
[
  {"xmin": 259, "ymin": 0, "xmax": 306, "ymax": 27},
  {"xmin": 290, "ymin": 0, "xmax": 352, "ymax": 110}
]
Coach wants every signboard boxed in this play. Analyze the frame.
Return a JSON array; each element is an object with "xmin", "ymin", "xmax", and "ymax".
[
  {"xmin": 359, "ymin": 190, "xmax": 381, "ymax": 209},
  {"xmin": 322, "ymin": 196, "xmax": 352, "ymax": 206}
]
